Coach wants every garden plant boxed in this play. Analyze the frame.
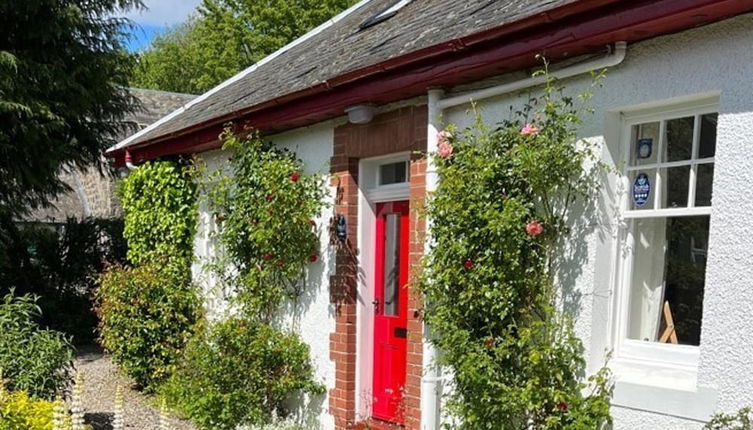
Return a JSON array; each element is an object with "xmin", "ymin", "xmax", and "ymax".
[
  {"xmin": 419, "ymin": 70, "xmax": 613, "ymax": 429},
  {"xmin": 160, "ymin": 129, "xmax": 327, "ymax": 429}
]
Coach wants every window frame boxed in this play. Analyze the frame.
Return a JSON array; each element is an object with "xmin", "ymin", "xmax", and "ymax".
[{"xmin": 612, "ymin": 99, "xmax": 719, "ymax": 370}]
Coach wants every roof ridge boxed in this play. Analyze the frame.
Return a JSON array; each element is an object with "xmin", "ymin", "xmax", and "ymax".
[
  {"xmin": 129, "ymin": 87, "xmax": 198, "ymax": 98},
  {"xmin": 109, "ymin": 0, "xmax": 376, "ymax": 153}
]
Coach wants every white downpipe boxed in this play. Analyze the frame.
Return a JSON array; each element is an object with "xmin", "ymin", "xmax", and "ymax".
[
  {"xmin": 420, "ymin": 88, "xmax": 444, "ymax": 430},
  {"xmin": 439, "ymin": 42, "xmax": 628, "ymax": 110},
  {"xmin": 421, "ymin": 42, "xmax": 628, "ymax": 429}
]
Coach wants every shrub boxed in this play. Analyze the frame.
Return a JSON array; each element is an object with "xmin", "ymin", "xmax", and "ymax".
[
  {"xmin": 96, "ymin": 263, "xmax": 200, "ymax": 389},
  {"xmin": 0, "ymin": 386, "xmax": 54, "ymax": 430},
  {"xmin": 0, "ymin": 293, "xmax": 73, "ymax": 399},
  {"xmin": 160, "ymin": 318, "xmax": 325, "ymax": 430},
  {"xmin": 705, "ymin": 407, "xmax": 753, "ymax": 429},
  {"xmin": 0, "ymin": 217, "xmax": 127, "ymax": 343},
  {"xmin": 419, "ymin": 71, "xmax": 611, "ymax": 428}
]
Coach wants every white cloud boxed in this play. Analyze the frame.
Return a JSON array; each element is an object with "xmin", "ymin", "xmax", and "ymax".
[{"xmin": 124, "ymin": 0, "xmax": 203, "ymax": 27}]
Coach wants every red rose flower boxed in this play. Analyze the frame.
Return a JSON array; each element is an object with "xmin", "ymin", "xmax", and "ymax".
[
  {"xmin": 309, "ymin": 254, "xmax": 318, "ymax": 263},
  {"xmin": 484, "ymin": 337, "xmax": 495, "ymax": 349},
  {"xmin": 310, "ymin": 220, "xmax": 316, "ymax": 227},
  {"xmin": 556, "ymin": 401, "xmax": 569, "ymax": 412},
  {"xmin": 266, "ymin": 195, "xmax": 274, "ymax": 202},
  {"xmin": 263, "ymin": 253, "xmax": 273, "ymax": 260},
  {"xmin": 290, "ymin": 172, "xmax": 300, "ymax": 182},
  {"xmin": 464, "ymin": 259, "xmax": 474, "ymax": 269},
  {"xmin": 526, "ymin": 221, "xmax": 544, "ymax": 237}
]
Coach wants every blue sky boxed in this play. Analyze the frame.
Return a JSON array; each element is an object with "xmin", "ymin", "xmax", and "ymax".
[{"xmin": 122, "ymin": 0, "xmax": 202, "ymax": 51}]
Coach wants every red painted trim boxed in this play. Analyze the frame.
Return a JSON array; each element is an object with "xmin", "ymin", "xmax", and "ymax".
[{"xmin": 109, "ymin": 0, "xmax": 753, "ymax": 165}]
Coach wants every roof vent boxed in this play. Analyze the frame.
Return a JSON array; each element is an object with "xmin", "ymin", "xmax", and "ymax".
[{"xmin": 359, "ymin": 0, "xmax": 413, "ymax": 30}]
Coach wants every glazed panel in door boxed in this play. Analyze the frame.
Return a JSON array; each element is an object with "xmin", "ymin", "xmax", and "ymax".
[{"xmin": 372, "ymin": 201, "xmax": 409, "ymax": 424}]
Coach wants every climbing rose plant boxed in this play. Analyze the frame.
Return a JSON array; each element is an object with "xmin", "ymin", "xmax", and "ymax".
[
  {"xmin": 203, "ymin": 128, "xmax": 327, "ymax": 318},
  {"xmin": 420, "ymin": 71, "xmax": 612, "ymax": 429}
]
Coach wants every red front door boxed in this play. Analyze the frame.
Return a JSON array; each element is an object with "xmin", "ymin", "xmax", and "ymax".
[{"xmin": 372, "ymin": 201, "xmax": 410, "ymax": 424}]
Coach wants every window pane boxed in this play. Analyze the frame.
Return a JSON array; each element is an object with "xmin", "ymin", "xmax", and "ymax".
[
  {"xmin": 630, "ymin": 169, "xmax": 656, "ymax": 210},
  {"xmin": 628, "ymin": 216, "xmax": 709, "ymax": 346},
  {"xmin": 379, "ymin": 161, "xmax": 407, "ymax": 185},
  {"xmin": 661, "ymin": 166, "xmax": 690, "ymax": 208},
  {"xmin": 699, "ymin": 113, "xmax": 717, "ymax": 159},
  {"xmin": 382, "ymin": 213, "xmax": 400, "ymax": 316},
  {"xmin": 630, "ymin": 122, "xmax": 660, "ymax": 166},
  {"xmin": 665, "ymin": 116, "xmax": 694, "ymax": 162},
  {"xmin": 695, "ymin": 163, "xmax": 715, "ymax": 207}
]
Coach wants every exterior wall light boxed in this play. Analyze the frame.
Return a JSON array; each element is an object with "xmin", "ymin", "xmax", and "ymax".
[
  {"xmin": 345, "ymin": 104, "xmax": 377, "ymax": 124},
  {"xmin": 336, "ymin": 214, "xmax": 347, "ymax": 242}
]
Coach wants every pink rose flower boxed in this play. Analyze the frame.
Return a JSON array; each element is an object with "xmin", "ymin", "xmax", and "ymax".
[
  {"xmin": 437, "ymin": 130, "xmax": 452, "ymax": 144},
  {"xmin": 438, "ymin": 142, "xmax": 453, "ymax": 159},
  {"xmin": 526, "ymin": 221, "xmax": 544, "ymax": 237},
  {"xmin": 520, "ymin": 123, "xmax": 539, "ymax": 136}
]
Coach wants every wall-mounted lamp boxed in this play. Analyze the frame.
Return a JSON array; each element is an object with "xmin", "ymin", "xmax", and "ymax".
[
  {"xmin": 336, "ymin": 214, "xmax": 347, "ymax": 243},
  {"xmin": 345, "ymin": 104, "xmax": 377, "ymax": 124}
]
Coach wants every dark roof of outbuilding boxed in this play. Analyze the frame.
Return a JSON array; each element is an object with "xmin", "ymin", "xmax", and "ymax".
[{"xmin": 112, "ymin": 0, "xmax": 573, "ymax": 150}]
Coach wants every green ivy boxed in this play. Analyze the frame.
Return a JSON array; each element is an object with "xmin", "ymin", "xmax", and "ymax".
[
  {"xmin": 118, "ymin": 161, "xmax": 197, "ymax": 269},
  {"xmin": 705, "ymin": 407, "xmax": 753, "ymax": 429},
  {"xmin": 420, "ymin": 70, "xmax": 612, "ymax": 429}
]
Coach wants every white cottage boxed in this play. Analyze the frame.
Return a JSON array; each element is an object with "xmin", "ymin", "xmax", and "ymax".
[{"xmin": 108, "ymin": 1, "xmax": 753, "ymax": 428}]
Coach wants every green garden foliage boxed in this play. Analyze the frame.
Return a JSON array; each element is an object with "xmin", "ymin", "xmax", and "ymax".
[
  {"xmin": 131, "ymin": 0, "xmax": 357, "ymax": 94},
  {"xmin": 705, "ymin": 408, "xmax": 753, "ymax": 429},
  {"xmin": 160, "ymin": 318, "xmax": 325, "ymax": 430},
  {"xmin": 0, "ymin": 386, "xmax": 55, "ymax": 430},
  {"xmin": 420, "ymin": 72, "xmax": 612, "ymax": 429},
  {"xmin": 0, "ymin": 217, "xmax": 127, "ymax": 343},
  {"xmin": 0, "ymin": 293, "xmax": 73, "ymax": 399},
  {"xmin": 203, "ymin": 129, "xmax": 327, "ymax": 318},
  {"xmin": 118, "ymin": 161, "xmax": 197, "ymax": 269},
  {"xmin": 96, "ymin": 263, "xmax": 200, "ymax": 390},
  {"xmin": 161, "ymin": 129, "xmax": 327, "ymax": 428},
  {"xmin": 0, "ymin": 0, "xmax": 141, "ymax": 217}
]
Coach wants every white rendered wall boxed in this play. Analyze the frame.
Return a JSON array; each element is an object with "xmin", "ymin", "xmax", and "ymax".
[
  {"xmin": 442, "ymin": 14, "xmax": 753, "ymax": 430},
  {"xmin": 191, "ymin": 122, "xmax": 337, "ymax": 429}
]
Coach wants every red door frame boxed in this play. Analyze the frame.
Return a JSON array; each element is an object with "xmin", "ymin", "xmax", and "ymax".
[{"xmin": 372, "ymin": 200, "xmax": 410, "ymax": 424}]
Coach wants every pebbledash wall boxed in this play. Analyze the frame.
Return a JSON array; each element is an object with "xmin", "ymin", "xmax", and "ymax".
[{"xmin": 190, "ymin": 13, "xmax": 753, "ymax": 430}]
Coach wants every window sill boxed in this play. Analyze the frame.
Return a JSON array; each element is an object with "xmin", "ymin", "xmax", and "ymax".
[{"xmin": 611, "ymin": 359, "xmax": 718, "ymax": 422}]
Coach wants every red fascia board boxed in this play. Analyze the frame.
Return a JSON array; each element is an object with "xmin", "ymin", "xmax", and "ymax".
[{"xmin": 111, "ymin": 0, "xmax": 753, "ymax": 165}]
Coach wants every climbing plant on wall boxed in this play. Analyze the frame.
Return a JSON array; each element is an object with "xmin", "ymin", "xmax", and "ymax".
[
  {"xmin": 420, "ymin": 70, "xmax": 613, "ymax": 429},
  {"xmin": 98, "ymin": 160, "xmax": 200, "ymax": 390},
  {"xmin": 203, "ymin": 128, "xmax": 327, "ymax": 319},
  {"xmin": 160, "ymin": 128, "xmax": 327, "ymax": 428},
  {"xmin": 118, "ymin": 161, "xmax": 198, "ymax": 269}
]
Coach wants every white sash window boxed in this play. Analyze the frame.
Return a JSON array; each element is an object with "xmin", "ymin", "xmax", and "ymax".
[{"xmin": 614, "ymin": 99, "xmax": 718, "ymax": 370}]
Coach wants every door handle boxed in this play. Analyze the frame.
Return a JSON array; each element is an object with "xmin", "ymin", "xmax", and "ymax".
[{"xmin": 372, "ymin": 298, "xmax": 380, "ymax": 314}]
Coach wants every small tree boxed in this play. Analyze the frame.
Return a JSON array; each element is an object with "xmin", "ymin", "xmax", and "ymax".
[{"xmin": 420, "ymin": 70, "xmax": 612, "ymax": 429}]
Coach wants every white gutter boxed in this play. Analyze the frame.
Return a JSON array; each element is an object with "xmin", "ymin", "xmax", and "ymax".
[
  {"xmin": 421, "ymin": 42, "xmax": 628, "ymax": 429},
  {"xmin": 439, "ymin": 42, "xmax": 628, "ymax": 110},
  {"xmin": 107, "ymin": 0, "xmax": 375, "ymax": 154}
]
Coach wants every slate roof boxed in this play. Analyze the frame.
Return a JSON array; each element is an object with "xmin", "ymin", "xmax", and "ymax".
[
  {"xmin": 23, "ymin": 89, "xmax": 195, "ymax": 223},
  {"xmin": 115, "ymin": 0, "xmax": 573, "ymax": 149}
]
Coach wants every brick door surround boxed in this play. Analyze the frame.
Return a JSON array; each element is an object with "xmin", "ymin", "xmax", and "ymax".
[{"xmin": 329, "ymin": 105, "xmax": 427, "ymax": 430}]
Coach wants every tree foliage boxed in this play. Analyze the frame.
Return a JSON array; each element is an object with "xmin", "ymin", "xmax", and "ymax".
[
  {"xmin": 0, "ymin": 0, "xmax": 141, "ymax": 216},
  {"xmin": 419, "ymin": 71, "xmax": 612, "ymax": 429},
  {"xmin": 131, "ymin": 0, "xmax": 357, "ymax": 94}
]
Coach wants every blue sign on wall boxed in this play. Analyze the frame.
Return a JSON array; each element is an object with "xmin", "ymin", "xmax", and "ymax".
[{"xmin": 633, "ymin": 173, "xmax": 651, "ymax": 207}]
